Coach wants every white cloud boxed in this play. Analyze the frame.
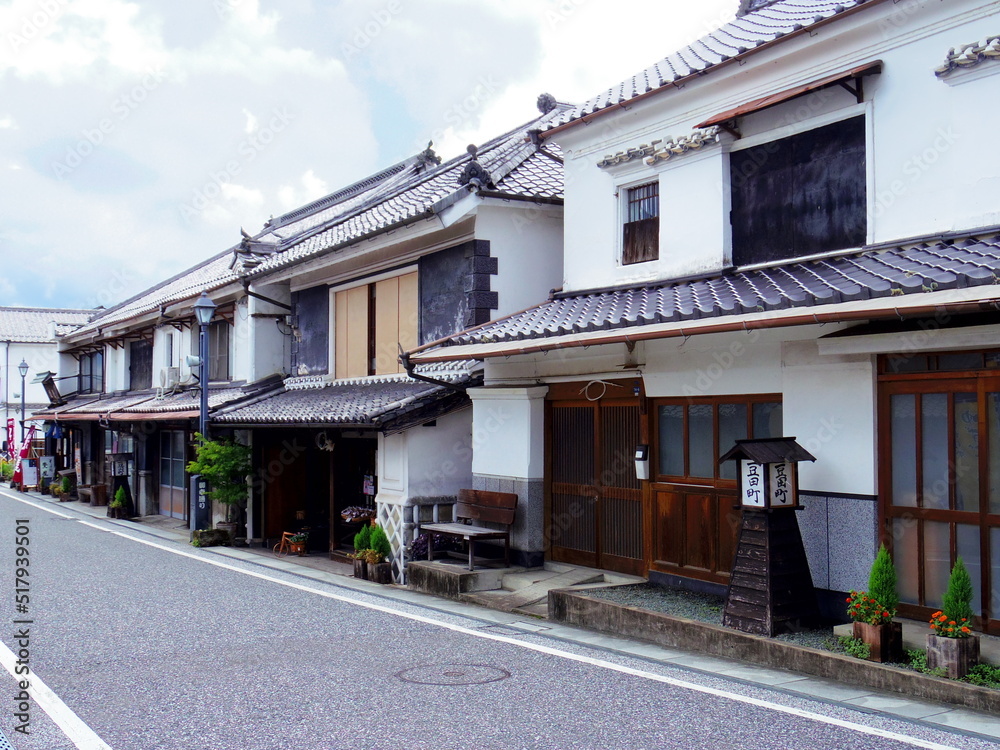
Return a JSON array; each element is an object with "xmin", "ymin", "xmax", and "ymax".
[
  {"xmin": 277, "ymin": 169, "xmax": 330, "ymax": 213},
  {"xmin": 1, "ymin": 0, "xmax": 746, "ymax": 310}
]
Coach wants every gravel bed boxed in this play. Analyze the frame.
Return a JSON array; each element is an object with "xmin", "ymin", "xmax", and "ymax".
[{"xmin": 584, "ymin": 583, "xmax": 837, "ymax": 649}]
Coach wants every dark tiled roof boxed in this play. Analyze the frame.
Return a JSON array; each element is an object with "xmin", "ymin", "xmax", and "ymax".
[
  {"xmin": 213, "ymin": 375, "xmax": 470, "ymax": 430},
  {"xmin": 435, "ymin": 234, "xmax": 1000, "ymax": 348},
  {"xmin": 36, "ymin": 386, "xmax": 253, "ymax": 420},
  {"xmin": 0, "ymin": 307, "xmax": 93, "ymax": 342},
  {"xmin": 241, "ymin": 106, "xmax": 571, "ymax": 279},
  {"xmin": 544, "ymin": 0, "xmax": 879, "ymax": 132},
  {"xmin": 70, "ymin": 251, "xmax": 240, "ymax": 337}
]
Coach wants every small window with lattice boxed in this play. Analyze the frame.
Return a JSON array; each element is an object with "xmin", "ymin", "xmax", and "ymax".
[{"xmin": 622, "ymin": 182, "xmax": 659, "ymax": 265}]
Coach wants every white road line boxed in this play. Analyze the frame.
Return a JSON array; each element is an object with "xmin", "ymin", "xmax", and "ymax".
[
  {"xmin": 0, "ymin": 490, "xmax": 962, "ymax": 750},
  {"xmin": 0, "ymin": 641, "xmax": 112, "ymax": 750}
]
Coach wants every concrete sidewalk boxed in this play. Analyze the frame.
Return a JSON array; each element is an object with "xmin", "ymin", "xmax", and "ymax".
[{"xmin": 18, "ymin": 491, "xmax": 1000, "ymax": 744}]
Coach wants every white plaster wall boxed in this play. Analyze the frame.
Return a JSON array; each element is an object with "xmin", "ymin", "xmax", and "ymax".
[
  {"xmin": 105, "ymin": 345, "xmax": 126, "ymax": 392},
  {"xmin": 248, "ymin": 283, "xmax": 291, "ymax": 383},
  {"xmin": 476, "ymin": 202, "xmax": 563, "ymax": 318},
  {"xmin": 782, "ymin": 341, "xmax": 877, "ymax": 496},
  {"xmin": 1, "ymin": 342, "xmax": 61, "ymax": 426},
  {"xmin": 468, "ymin": 386, "xmax": 547, "ymax": 480},
  {"xmin": 552, "ymin": 0, "xmax": 1000, "ymax": 293},
  {"xmin": 405, "ymin": 408, "xmax": 473, "ymax": 498},
  {"xmin": 642, "ymin": 330, "xmax": 785, "ymax": 398},
  {"xmin": 231, "ymin": 297, "xmax": 251, "ymax": 383},
  {"xmin": 377, "ymin": 431, "xmax": 407, "ymax": 495}
]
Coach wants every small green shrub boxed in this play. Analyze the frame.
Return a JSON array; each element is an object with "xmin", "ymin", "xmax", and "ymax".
[
  {"xmin": 111, "ymin": 486, "xmax": 127, "ymax": 509},
  {"xmin": 942, "ymin": 556, "xmax": 975, "ymax": 624},
  {"xmin": 961, "ymin": 664, "xmax": 1000, "ymax": 689},
  {"xmin": 353, "ymin": 524, "xmax": 372, "ymax": 552},
  {"xmin": 868, "ymin": 544, "xmax": 899, "ymax": 614},
  {"xmin": 905, "ymin": 648, "xmax": 927, "ymax": 672},
  {"xmin": 839, "ymin": 635, "xmax": 871, "ymax": 660},
  {"xmin": 0, "ymin": 460, "xmax": 13, "ymax": 480},
  {"xmin": 370, "ymin": 524, "xmax": 392, "ymax": 560},
  {"xmin": 60, "ymin": 476, "xmax": 71, "ymax": 493}
]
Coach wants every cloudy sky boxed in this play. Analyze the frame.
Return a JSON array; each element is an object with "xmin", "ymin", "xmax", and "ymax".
[{"xmin": 1, "ymin": 0, "xmax": 738, "ymax": 311}]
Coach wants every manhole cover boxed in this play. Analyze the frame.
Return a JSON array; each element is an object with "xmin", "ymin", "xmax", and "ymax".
[{"xmin": 396, "ymin": 663, "xmax": 511, "ymax": 685}]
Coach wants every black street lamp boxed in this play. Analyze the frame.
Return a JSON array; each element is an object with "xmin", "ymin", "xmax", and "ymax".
[
  {"xmin": 193, "ymin": 292, "xmax": 217, "ymax": 441},
  {"xmin": 17, "ymin": 359, "xmax": 28, "ymax": 444}
]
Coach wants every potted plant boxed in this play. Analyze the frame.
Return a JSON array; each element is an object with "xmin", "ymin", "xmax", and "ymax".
[
  {"xmin": 57, "ymin": 475, "xmax": 72, "ymax": 501},
  {"xmin": 289, "ymin": 532, "xmax": 308, "ymax": 556},
  {"xmin": 352, "ymin": 524, "xmax": 372, "ymax": 579},
  {"xmin": 848, "ymin": 544, "xmax": 902, "ymax": 663},
  {"xmin": 926, "ymin": 556, "xmax": 979, "ymax": 679},
  {"xmin": 366, "ymin": 525, "xmax": 393, "ymax": 584},
  {"xmin": 186, "ymin": 434, "xmax": 251, "ymax": 540},
  {"xmin": 108, "ymin": 486, "xmax": 129, "ymax": 519}
]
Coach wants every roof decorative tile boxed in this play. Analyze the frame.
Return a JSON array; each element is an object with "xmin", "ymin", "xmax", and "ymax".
[
  {"xmin": 597, "ymin": 127, "xmax": 723, "ymax": 169},
  {"xmin": 432, "ymin": 234, "xmax": 1000, "ymax": 349},
  {"xmin": 543, "ymin": 0, "xmax": 877, "ymax": 132},
  {"xmin": 0, "ymin": 307, "xmax": 93, "ymax": 343},
  {"xmin": 935, "ymin": 35, "xmax": 1000, "ymax": 77}
]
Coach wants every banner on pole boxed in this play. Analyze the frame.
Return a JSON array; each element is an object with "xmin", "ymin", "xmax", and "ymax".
[
  {"xmin": 12, "ymin": 424, "xmax": 37, "ymax": 486},
  {"xmin": 5, "ymin": 418, "xmax": 13, "ymax": 455}
]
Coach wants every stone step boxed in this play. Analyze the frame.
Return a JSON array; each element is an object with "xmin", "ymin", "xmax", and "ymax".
[{"xmin": 465, "ymin": 568, "xmax": 606, "ymax": 612}]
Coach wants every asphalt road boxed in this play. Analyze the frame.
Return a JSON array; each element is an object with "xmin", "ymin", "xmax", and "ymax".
[{"xmin": 0, "ymin": 489, "xmax": 997, "ymax": 750}]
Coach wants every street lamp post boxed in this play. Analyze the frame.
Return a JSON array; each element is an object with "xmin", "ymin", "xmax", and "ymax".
[
  {"xmin": 193, "ymin": 292, "xmax": 217, "ymax": 441},
  {"xmin": 191, "ymin": 292, "xmax": 217, "ymax": 532},
  {"xmin": 17, "ymin": 359, "xmax": 28, "ymax": 444}
]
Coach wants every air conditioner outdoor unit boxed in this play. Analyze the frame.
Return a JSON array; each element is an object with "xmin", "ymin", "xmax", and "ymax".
[{"xmin": 159, "ymin": 367, "xmax": 181, "ymax": 388}]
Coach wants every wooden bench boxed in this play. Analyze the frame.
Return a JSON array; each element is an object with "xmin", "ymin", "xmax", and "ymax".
[{"xmin": 420, "ymin": 489, "xmax": 518, "ymax": 571}]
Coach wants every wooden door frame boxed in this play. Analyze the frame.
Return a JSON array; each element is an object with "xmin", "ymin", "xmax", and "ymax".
[
  {"xmin": 877, "ymin": 368, "xmax": 1000, "ymax": 634},
  {"xmin": 544, "ymin": 378, "xmax": 648, "ymax": 575}
]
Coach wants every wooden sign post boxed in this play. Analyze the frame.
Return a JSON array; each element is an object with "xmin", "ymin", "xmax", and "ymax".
[{"xmin": 719, "ymin": 437, "xmax": 819, "ymax": 637}]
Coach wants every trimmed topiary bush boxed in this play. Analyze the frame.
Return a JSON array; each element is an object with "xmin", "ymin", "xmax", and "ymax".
[
  {"xmin": 868, "ymin": 543, "xmax": 898, "ymax": 615},
  {"xmin": 353, "ymin": 524, "xmax": 372, "ymax": 553},
  {"xmin": 942, "ymin": 556, "xmax": 974, "ymax": 624},
  {"xmin": 370, "ymin": 524, "xmax": 392, "ymax": 561}
]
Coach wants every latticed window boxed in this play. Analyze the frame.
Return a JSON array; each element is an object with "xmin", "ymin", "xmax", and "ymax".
[{"xmin": 622, "ymin": 182, "xmax": 659, "ymax": 265}]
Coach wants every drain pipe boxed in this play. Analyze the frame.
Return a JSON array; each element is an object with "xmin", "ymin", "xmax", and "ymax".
[{"xmin": 399, "ymin": 347, "xmax": 468, "ymax": 393}]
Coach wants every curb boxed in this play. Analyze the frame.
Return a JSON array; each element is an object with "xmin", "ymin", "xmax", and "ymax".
[{"xmin": 549, "ymin": 588, "xmax": 1000, "ymax": 714}]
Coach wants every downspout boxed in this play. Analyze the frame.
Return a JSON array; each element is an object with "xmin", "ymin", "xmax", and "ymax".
[{"xmin": 399, "ymin": 348, "xmax": 468, "ymax": 393}]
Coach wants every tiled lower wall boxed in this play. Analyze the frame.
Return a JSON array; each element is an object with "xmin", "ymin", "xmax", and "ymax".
[
  {"xmin": 472, "ymin": 474, "xmax": 545, "ymax": 568},
  {"xmin": 798, "ymin": 491, "xmax": 878, "ymax": 594}
]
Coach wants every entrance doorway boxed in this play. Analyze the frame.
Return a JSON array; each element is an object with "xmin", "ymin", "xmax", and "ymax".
[
  {"xmin": 547, "ymin": 382, "xmax": 644, "ymax": 576},
  {"xmin": 879, "ymin": 351, "xmax": 1000, "ymax": 634},
  {"xmin": 331, "ymin": 437, "xmax": 378, "ymax": 553},
  {"xmin": 159, "ymin": 430, "xmax": 187, "ymax": 519}
]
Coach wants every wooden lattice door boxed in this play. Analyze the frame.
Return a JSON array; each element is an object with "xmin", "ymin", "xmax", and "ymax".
[{"xmin": 548, "ymin": 398, "xmax": 644, "ymax": 575}]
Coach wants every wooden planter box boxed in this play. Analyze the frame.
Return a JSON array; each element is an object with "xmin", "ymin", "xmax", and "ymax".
[
  {"xmin": 107, "ymin": 506, "xmax": 128, "ymax": 520},
  {"xmin": 927, "ymin": 634, "xmax": 980, "ymax": 679},
  {"xmin": 353, "ymin": 558, "xmax": 368, "ymax": 580},
  {"xmin": 290, "ymin": 542, "xmax": 307, "ymax": 556},
  {"xmin": 853, "ymin": 621, "xmax": 903, "ymax": 663},
  {"xmin": 368, "ymin": 562, "xmax": 392, "ymax": 584}
]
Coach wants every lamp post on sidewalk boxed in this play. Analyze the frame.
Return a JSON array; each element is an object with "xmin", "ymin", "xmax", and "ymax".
[
  {"xmin": 193, "ymin": 292, "xmax": 217, "ymax": 441},
  {"xmin": 190, "ymin": 292, "xmax": 216, "ymax": 533},
  {"xmin": 17, "ymin": 359, "xmax": 28, "ymax": 444}
]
